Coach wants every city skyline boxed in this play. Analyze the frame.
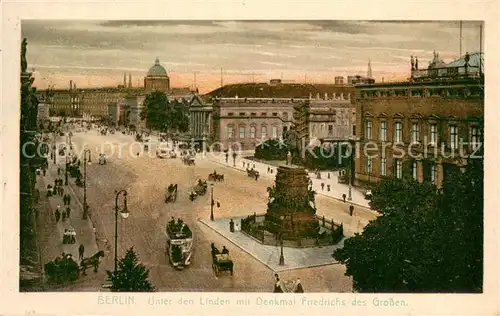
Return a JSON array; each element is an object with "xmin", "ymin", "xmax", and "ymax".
[{"xmin": 23, "ymin": 20, "xmax": 483, "ymax": 93}]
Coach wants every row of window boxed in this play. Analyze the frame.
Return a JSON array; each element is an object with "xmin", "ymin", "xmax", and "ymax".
[
  {"xmin": 366, "ymin": 157, "xmax": 438, "ymax": 184},
  {"xmin": 227, "ymin": 112, "xmax": 288, "ymax": 118},
  {"xmin": 227, "ymin": 125, "xmax": 285, "ymax": 139},
  {"xmin": 365, "ymin": 120, "xmax": 481, "ymax": 149}
]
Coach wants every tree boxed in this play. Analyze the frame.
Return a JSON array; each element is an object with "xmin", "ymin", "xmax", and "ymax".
[
  {"xmin": 333, "ymin": 159, "xmax": 483, "ymax": 293},
  {"xmin": 141, "ymin": 91, "xmax": 169, "ymax": 131},
  {"xmin": 141, "ymin": 92, "xmax": 190, "ymax": 133},
  {"xmin": 106, "ymin": 247, "xmax": 155, "ymax": 292}
]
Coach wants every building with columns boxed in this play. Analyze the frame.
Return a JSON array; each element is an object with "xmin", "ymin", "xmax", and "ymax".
[
  {"xmin": 189, "ymin": 95, "xmax": 214, "ymax": 148},
  {"xmin": 354, "ymin": 53, "xmax": 484, "ymax": 188}
]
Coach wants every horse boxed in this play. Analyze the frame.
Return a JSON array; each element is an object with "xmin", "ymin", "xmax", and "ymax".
[{"xmin": 80, "ymin": 250, "xmax": 105, "ymax": 276}]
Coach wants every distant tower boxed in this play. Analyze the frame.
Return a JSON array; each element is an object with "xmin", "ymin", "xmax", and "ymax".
[
  {"xmin": 123, "ymin": 73, "xmax": 127, "ymax": 87},
  {"xmin": 128, "ymin": 73, "xmax": 132, "ymax": 88},
  {"xmin": 367, "ymin": 59, "xmax": 373, "ymax": 79}
]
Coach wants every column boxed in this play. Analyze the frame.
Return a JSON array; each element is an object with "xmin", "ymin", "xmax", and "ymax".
[
  {"xmin": 436, "ymin": 162, "xmax": 444, "ymax": 189},
  {"xmin": 417, "ymin": 159, "xmax": 424, "ymax": 183}
]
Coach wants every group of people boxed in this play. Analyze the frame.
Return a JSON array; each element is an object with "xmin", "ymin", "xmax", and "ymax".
[
  {"xmin": 47, "ymin": 178, "xmax": 65, "ymax": 197},
  {"xmin": 54, "ymin": 204, "xmax": 72, "ymax": 222},
  {"xmin": 62, "ymin": 228, "xmax": 77, "ymax": 244},
  {"xmin": 273, "ymin": 274, "xmax": 304, "ymax": 293}
]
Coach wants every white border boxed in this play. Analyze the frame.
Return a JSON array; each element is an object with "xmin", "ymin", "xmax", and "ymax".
[{"xmin": 1, "ymin": 1, "xmax": 499, "ymax": 315}]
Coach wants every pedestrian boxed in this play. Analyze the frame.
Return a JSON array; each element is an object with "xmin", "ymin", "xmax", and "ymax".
[
  {"xmin": 327, "ymin": 172, "xmax": 330, "ymax": 179},
  {"xmin": 67, "ymin": 194, "xmax": 71, "ymax": 206},
  {"xmin": 349, "ymin": 204, "xmax": 354, "ymax": 216},
  {"xmin": 57, "ymin": 167, "xmax": 61, "ymax": 175},
  {"xmin": 61, "ymin": 209, "xmax": 66, "ymax": 221},
  {"xmin": 267, "ymin": 166, "xmax": 270, "ymax": 173},
  {"xmin": 342, "ymin": 193, "xmax": 346, "ymax": 203},
  {"xmin": 321, "ymin": 183, "xmax": 325, "ymax": 191},
  {"xmin": 59, "ymin": 186, "xmax": 64, "ymax": 197},
  {"xmin": 66, "ymin": 207, "xmax": 71, "ymax": 219},
  {"xmin": 63, "ymin": 194, "xmax": 67, "ymax": 205},
  {"xmin": 294, "ymin": 278, "xmax": 304, "ymax": 293},
  {"xmin": 217, "ymin": 201, "xmax": 220, "ymax": 208},
  {"xmin": 78, "ymin": 244, "xmax": 85, "ymax": 260},
  {"xmin": 327, "ymin": 184, "xmax": 330, "ymax": 191},
  {"xmin": 42, "ymin": 168, "xmax": 46, "ymax": 176},
  {"xmin": 55, "ymin": 208, "xmax": 61, "ymax": 222}
]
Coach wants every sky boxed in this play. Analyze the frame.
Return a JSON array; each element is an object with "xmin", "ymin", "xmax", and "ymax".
[{"xmin": 22, "ymin": 20, "xmax": 483, "ymax": 93}]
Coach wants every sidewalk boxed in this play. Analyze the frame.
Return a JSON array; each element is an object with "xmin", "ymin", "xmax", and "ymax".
[
  {"xmin": 199, "ymin": 217, "xmax": 342, "ymax": 273},
  {"xmin": 204, "ymin": 153, "xmax": 371, "ymax": 208},
  {"xmin": 36, "ymin": 152, "xmax": 98, "ymax": 265}
]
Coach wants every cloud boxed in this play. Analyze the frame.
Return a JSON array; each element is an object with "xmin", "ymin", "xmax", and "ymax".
[{"xmin": 22, "ymin": 20, "xmax": 484, "ymax": 92}]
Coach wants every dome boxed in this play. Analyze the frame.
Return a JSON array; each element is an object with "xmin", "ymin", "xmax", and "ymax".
[{"xmin": 147, "ymin": 58, "xmax": 168, "ymax": 77}]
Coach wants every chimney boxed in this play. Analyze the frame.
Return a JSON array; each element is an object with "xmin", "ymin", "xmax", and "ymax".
[
  {"xmin": 73, "ymin": 82, "xmax": 76, "ymax": 90},
  {"xmin": 324, "ymin": 93, "xmax": 328, "ymax": 100},
  {"xmin": 128, "ymin": 73, "xmax": 132, "ymax": 88},
  {"xmin": 123, "ymin": 73, "xmax": 127, "ymax": 86}
]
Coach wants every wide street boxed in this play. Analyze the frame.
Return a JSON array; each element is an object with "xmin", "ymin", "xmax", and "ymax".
[{"xmin": 54, "ymin": 129, "xmax": 376, "ymax": 292}]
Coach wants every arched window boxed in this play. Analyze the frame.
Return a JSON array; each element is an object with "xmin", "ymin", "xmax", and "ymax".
[{"xmin": 261, "ymin": 125, "xmax": 267, "ymax": 139}]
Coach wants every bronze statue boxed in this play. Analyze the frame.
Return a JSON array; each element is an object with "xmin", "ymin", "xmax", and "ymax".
[{"xmin": 21, "ymin": 38, "xmax": 28, "ymax": 73}]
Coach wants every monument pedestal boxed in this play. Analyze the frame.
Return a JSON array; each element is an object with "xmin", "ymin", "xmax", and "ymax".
[{"xmin": 264, "ymin": 165, "xmax": 319, "ymax": 239}]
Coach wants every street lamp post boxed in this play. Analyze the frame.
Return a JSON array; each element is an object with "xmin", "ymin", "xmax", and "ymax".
[
  {"xmin": 210, "ymin": 183, "xmax": 214, "ymax": 221},
  {"xmin": 279, "ymin": 215, "xmax": 285, "ymax": 266},
  {"xmin": 82, "ymin": 149, "xmax": 92, "ymax": 220},
  {"xmin": 114, "ymin": 189, "xmax": 130, "ymax": 272}
]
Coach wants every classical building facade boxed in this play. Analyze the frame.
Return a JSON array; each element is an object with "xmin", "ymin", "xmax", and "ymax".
[
  {"xmin": 37, "ymin": 58, "xmax": 189, "ymax": 118},
  {"xmin": 308, "ymin": 94, "xmax": 353, "ymax": 145},
  {"xmin": 212, "ymin": 97, "xmax": 296, "ymax": 151},
  {"xmin": 354, "ymin": 72, "xmax": 484, "ymax": 187},
  {"xmin": 188, "ymin": 95, "xmax": 214, "ymax": 147}
]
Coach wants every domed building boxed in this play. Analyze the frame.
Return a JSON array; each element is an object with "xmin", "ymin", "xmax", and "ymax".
[{"xmin": 144, "ymin": 58, "xmax": 170, "ymax": 92}]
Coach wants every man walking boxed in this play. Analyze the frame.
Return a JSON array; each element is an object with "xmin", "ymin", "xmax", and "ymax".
[
  {"xmin": 342, "ymin": 193, "xmax": 346, "ymax": 203},
  {"xmin": 349, "ymin": 204, "xmax": 354, "ymax": 216},
  {"xmin": 78, "ymin": 244, "xmax": 85, "ymax": 260}
]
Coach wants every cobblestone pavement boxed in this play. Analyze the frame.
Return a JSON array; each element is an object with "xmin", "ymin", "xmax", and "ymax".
[{"xmin": 49, "ymin": 130, "xmax": 357, "ymax": 292}]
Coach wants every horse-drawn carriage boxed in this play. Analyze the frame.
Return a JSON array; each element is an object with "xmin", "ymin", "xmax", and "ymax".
[
  {"xmin": 166, "ymin": 218, "xmax": 193, "ymax": 269},
  {"xmin": 246, "ymin": 168, "xmax": 260, "ymax": 180},
  {"xmin": 211, "ymin": 243, "xmax": 233, "ymax": 276},
  {"xmin": 189, "ymin": 180, "xmax": 208, "ymax": 201},
  {"xmin": 208, "ymin": 171, "xmax": 224, "ymax": 182},
  {"xmin": 165, "ymin": 184, "xmax": 178, "ymax": 203},
  {"xmin": 44, "ymin": 251, "xmax": 105, "ymax": 284},
  {"xmin": 182, "ymin": 155, "xmax": 195, "ymax": 166},
  {"xmin": 98, "ymin": 153, "xmax": 106, "ymax": 165}
]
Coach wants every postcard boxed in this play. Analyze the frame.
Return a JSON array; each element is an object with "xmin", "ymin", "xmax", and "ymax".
[{"xmin": 1, "ymin": 1, "xmax": 499, "ymax": 315}]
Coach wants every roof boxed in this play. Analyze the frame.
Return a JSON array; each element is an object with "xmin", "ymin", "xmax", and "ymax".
[
  {"xmin": 147, "ymin": 58, "xmax": 168, "ymax": 77},
  {"xmin": 446, "ymin": 52, "xmax": 483, "ymax": 69},
  {"xmin": 205, "ymin": 83, "xmax": 354, "ymax": 98}
]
